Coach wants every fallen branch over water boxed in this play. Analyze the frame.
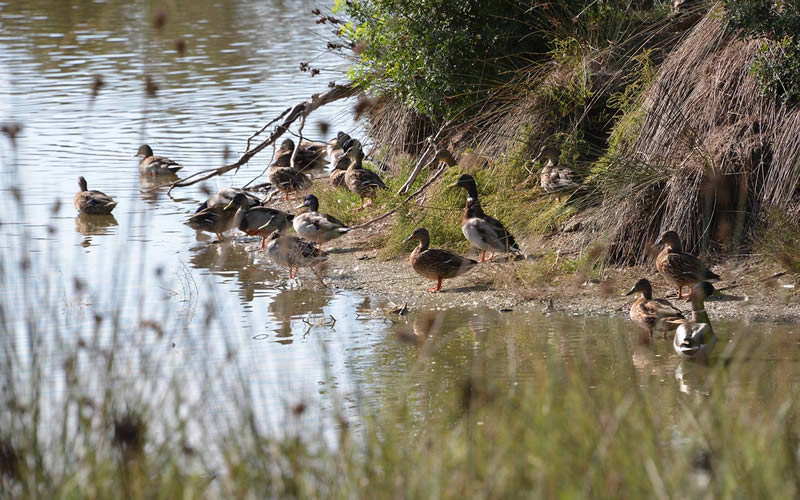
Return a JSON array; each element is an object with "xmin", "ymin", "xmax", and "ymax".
[{"xmin": 164, "ymin": 83, "xmax": 359, "ymax": 195}]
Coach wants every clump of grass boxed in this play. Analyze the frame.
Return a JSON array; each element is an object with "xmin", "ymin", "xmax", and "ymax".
[{"xmin": 756, "ymin": 209, "xmax": 800, "ymax": 273}]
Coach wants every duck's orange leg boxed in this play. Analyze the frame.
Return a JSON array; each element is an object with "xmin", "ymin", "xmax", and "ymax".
[
  {"xmin": 677, "ymin": 286, "xmax": 683, "ymax": 299},
  {"xmin": 479, "ymin": 250, "xmax": 486, "ymax": 263},
  {"xmin": 260, "ymin": 237, "xmax": 266, "ymax": 250},
  {"xmin": 427, "ymin": 278, "xmax": 443, "ymax": 292}
]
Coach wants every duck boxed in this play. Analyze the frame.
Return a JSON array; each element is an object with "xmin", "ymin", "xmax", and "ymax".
[
  {"xmin": 450, "ymin": 173, "xmax": 520, "ymax": 262},
  {"xmin": 670, "ymin": 282, "xmax": 717, "ymax": 361},
  {"xmin": 194, "ymin": 187, "xmax": 263, "ymax": 214},
  {"xmin": 273, "ymin": 138, "xmax": 327, "ymax": 172},
  {"xmin": 403, "ymin": 227, "xmax": 478, "ymax": 292},
  {"xmin": 654, "ymin": 230, "xmax": 720, "ymax": 299},
  {"xmin": 624, "ymin": 278, "xmax": 685, "ymax": 340},
  {"xmin": 532, "ymin": 145, "xmax": 581, "ymax": 202},
  {"xmin": 330, "ymin": 137, "xmax": 361, "ymax": 188},
  {"xmin": 269, "ymin": 142, "xmax": 312, "ymax": 200},
  {"xmin": 344, "ymin": 141, "xmax": 388, "ymax": 209},
  {"xmin": 186, "ymin": 200, "xmax": 240, "ymax": 241},
  {"xmin": 326, "ymin": 131, "xmax": 352, "ymax": 165},
  {"xmin": 293, "ymin": 194, "xmax": 350, "ymax": 250},
  {"xmin": 134, "ymin": 144, "xmax": 183, "ymax": 175},
  {"xmin": 73, "ymin": 176, "xmax": 118, "ymax": 214},
  {"xmin": 264, "ymin": 227, "xmax": 326, "ymax": 279},
  {"xmin": 224, "ymin": 192, "xmax": 294, "ymax": 249}
]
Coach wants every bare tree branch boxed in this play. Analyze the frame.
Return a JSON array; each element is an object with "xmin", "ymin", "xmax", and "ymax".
[{"xmin": 165, "ymin": 83, "xmax": 359, "ymax": 194}]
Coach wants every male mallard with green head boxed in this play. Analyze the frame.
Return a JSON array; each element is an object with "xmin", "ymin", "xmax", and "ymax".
[
  {"xmin": 293, "ymin": 194, "xmax": 350, "ymax": 250},
  {"xmin": 73, "ymin": 176, "xmax": 118, "ymax": 214},
  {"xmin": 670, "ymin": 282, "xmax": 716, "ymax": 361},
  {"xmin": 654, "ymin": 230, "xmax": 719, "ymax": 299},
  {"xmin": 625, "ymin": 278, "xmax": 685, "ymax": 340},
  {"xmin": 450, "ymin": 173, "xmax": 520, "ymax": 262},
  {"xmin": 532, "ymin": 145, "xmax": 581, "ymax": 202},
  {"xmin": 135, "ymin": 144, "xmax": 183, "ymax": 175},
  {"xmin": 224, "ymin": 192, "xmax": 294, "ymax": 249},
  {"xmin": 403, "ymin": 227, "xmax": 478, "ymax": 292},
  {"xmin": 343, "ymin": 141, "xmax": 388, "ymax": 210}
]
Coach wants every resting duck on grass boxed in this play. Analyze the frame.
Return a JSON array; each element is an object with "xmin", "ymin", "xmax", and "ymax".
[
  {"xmin": 654, "ymin": 230, "xmax": 720, "ymax": 299},
  {"xmin": 671, "ymin": 282, "xmax": 717, "ymax": 361},
  {"xmin": 533, "ymin": 145, "xmax": 581, "ymax": 202},
  {"xmin": 73, "ymin": 176, "xmax": 117, "ymax": 214},
  {"xmin": 264, "ymin": 226, "xmax": 326, "ymax": 280},
  {"xmin": 135, "ymin": 144, "xmax": 183, "ymax": 175},
  {"xmin": 293, "ymin": 194, "xmax": 350, "ymax": 251},
  {"xmin": 403, "ymin": 227, "xmax": 478, "ymax": 292},
  {"xmin": 625, "ymin": 278, "xmax": 685, "ymax": 340},
  {"xmin": 343, "ymin": 141, "xmax": 388, "ymax": 210},
  {"xmin": 330, "ymin": 137, "xmax": 361, "ymax": 188},
  {"xmin": 224, "ymin": 192, "xmax": 294, "ymax": 249},
  {"xmin": 449, "ymin": 173, "xmax": 520, "ymax": 262},
  {"xmin": 273, "ymin": 138, "xmax": 328, "ymax": 172}
]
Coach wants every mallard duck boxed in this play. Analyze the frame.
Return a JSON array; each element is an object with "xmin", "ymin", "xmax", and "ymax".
[
  {"xmin": 269, "ymin": 144, "xmax": 311, "ymax": 200},
  {"xmin": 186, "ymin": 200, "xmax": 240, "ymax": 241},
  {"xmin": 293, "ymin": 194, "xmax": 350, "ymax": 250},
  {"xmin": 403, "ymin": 227, "xmax": 478, "ymax": 292},
  {"xmin": 326, "ymin": 131, "xmax": 352, "ymax": 165},
  {"xmin": 135, "ymin": 144, "xmax": 183, "ymax": 175},
  {"xmin": 671, "ymin": 282, "xmax": 717, "ymax": 361},
  {"xmin": 73, "ymin": 176, "xmax": 117, "ymax": 214},
  {"xmin": 195, "ymin": 187, "xmax": 262, "ymax": 214},
  {"xmin": 654, "ymin": 230, "xmax": 720, "ymax": 299},
  {"xmin": 224, "ymin": 192, "xmax": 294, "ymax": 249},
  {"xmin": 273, "ymin": 138, "xmax": 327, "ymax": 172},
  {"xmin": 330, "ymin": 137, "xmax": 361, "ymax": 188},
  {"xmin": 265, "ymin": 227, "xmax": 326, "ymax": 279},
  {"xmin": 533, "ymin": 145, "xmax": 581, "ymax": 202},
  {"xmin": 625, "ymin": 278, "xmax": 685, "ymax": 340},
  {"xmin": 450, "ymin": 173, "xmax": 520, "ymax": 262},
  {"xmin": 344, "ymin": 141, "xmax": 388, "ymax": 209}
]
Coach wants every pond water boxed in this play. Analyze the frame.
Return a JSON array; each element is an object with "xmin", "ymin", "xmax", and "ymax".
[{"xmin": 1, "ymin": 0, "xmax": 799, "ymax": 440}]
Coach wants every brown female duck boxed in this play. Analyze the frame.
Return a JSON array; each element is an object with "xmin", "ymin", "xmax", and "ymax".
[
  {"xmin": 265, "ymin": 227, "xmax": 326, "ymax": 280},
  {"xmin": 225, "ymin": 192, "xmax": 294, "ymax": 249},
  {"xmin": 533, "ymin": 145, "xmax": 581, "ymax": 202},
  {"xmin": 403, "ymin": 227, "xmax": 478, "ymax": 292},
  {"xmin": 625, "ymin": 278, "xmax": 685, "ymax": 340},
  {"xmin": 343, "ymin": 141, "xmax": 388, "ymax": 209},
  {"xmin": 135, "ymin": 144, "xmax": 183, "ymax": 175},
  {"xmin": 654, "ymin": 230, "xmax": 719, "ymax": 299},
  {"xmin": 73, "ymin": 176, "xmax": 118, "ymax": 214},
  {"xmin": 269, "ymin": 140, "xmax": 312, "ymax": 200},
  {"xmin": 274, "ymin": 138, "xmax": 327, "ymax": 172},
  {"xmin": 450, "ymin": 173, "xmax": 520, "ymax": 262},
  {"xmin": 330, "ymin": 137, "xmax": 360, "ymax": 188}
]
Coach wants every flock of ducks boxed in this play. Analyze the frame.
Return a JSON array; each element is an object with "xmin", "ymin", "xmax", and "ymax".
[{"xmin": 73, "ymin": 138, "xmax": 718, "ymax": 361}]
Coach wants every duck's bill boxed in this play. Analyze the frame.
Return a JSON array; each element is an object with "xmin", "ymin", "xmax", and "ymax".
[
  {"xmin": 223, "ymin": 200, "xmax": 234, "ymax": 210},
  {"xmin": 623, "ymin": 287, "xmax": 637, "ymax": 296},
  {"xmin": 402, "ymin": 235, "xmax": 413, "ymax": 243},
  {"xmin": 295, "ymin": 203, "xmax": 306, "ymax": 209}
]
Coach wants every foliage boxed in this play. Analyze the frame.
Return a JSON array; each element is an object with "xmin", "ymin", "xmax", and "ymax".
[
  {"xmin": 335, "ymin": 0, "xmax": 672, "ymax": 123},
  {"xmin": 723, "ymin": 0, "xmax": 800, "ymax": 103}
]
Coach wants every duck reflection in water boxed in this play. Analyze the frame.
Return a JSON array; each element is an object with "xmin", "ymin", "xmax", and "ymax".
[
  {"xmin": 189, "ymin": 238, "xmax": 280, "ymax": 303},
  {"xmin": 267, "ymin": 287, "xmax": 328, "ymax": 343},
  {"xmin": 75, "ymin": 213, "xmax": 118, "ymax": 236},
  {"xmin": 138, "ymin": 174, "xmax": 177, "ymax": 206}
]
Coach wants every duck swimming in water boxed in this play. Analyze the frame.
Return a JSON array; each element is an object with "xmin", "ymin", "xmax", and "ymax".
[
  {"xmin": 625, "ymin": 278, "xmax": 685, "ymax": 340},
  {"xmin": 135, "ymin": 144, "xmax": 183, "ymax": 175},
  {"xmin": 73, "ymin": 176, "xmax": 117, "ymax": 214},
  {"xmin": 671, "ymin": 281, "xmax": 717, "ymax": 361}
]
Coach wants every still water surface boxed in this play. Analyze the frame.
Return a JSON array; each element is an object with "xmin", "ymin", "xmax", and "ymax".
[{"xmin": 1, "ymin": 0, "xmax": 799, "ymax": 435}]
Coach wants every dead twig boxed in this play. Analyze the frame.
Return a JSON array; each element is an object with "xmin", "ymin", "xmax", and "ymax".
[{"xmin": 165, "ymin": 83, "xmax": 359, "ymax": 195}]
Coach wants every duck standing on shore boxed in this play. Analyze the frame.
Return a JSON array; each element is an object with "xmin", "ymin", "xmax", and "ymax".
[
  {"xmin": 670, "ymin": 282, "xmax": 717, "ymax": 361},
  {"xmin": 265, "ymin": 226, "xmax": 326, "ymax": 280},
  {"xmin": 533, "ymin": 145, "xmax": 581, "ymax": 202},
  {"xmin": 135, "ymin": 144, "xmax": 183, "ymax": 175},
  {"xmin": 73, "ymin": 176, "xmax": 118, "ymax": 214},
  {"xmin": 269, "ymin": 140, "xmax": 312, "ymax": 200},
  {"xmin": 343, "ymin": 141, "xmax": 388, "ymax": 210},
  {"xmin": 654, "ymin": 230, "xmax": 720, "ymax": 299},
  {"xmin": 403, "ymin": 227, "xmax": 478, "ymax": 292},
  {"xmin": 274, "ymin": 137, "xmax": 328, "ymax": 172},
  {"xmin": 224, "ymin": 192, "xmax": 294, "ymax": 249},
  {"xmin": 450, "ymin": 173, "xmax": 520, "ymax": 262},
  {"xmin": 330, "ymin": 137, "xmax": 361, "ymax": 188},
  {"xmin": 293, "ymin": 194, "xmax": 350, "ymax": 251},
  {"xmin": 194, "ymin": 187, "xmax": 263, "ymax": 214},
  {"xmin": 625, "ymin": 278, "xmax": 685, "ymax": 340}
]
